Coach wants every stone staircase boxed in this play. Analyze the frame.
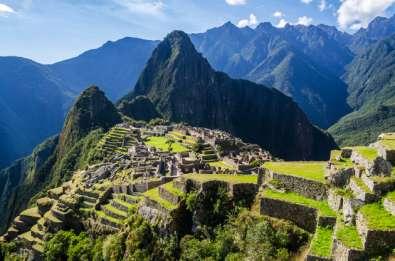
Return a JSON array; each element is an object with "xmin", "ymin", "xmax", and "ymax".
[{"xmin": 200, "ymin": 143, "xmax": 218, "ymax": 163}]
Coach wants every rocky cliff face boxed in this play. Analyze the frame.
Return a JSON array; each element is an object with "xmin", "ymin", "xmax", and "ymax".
[{"xmin": 120, "ymin": 31, "xmax": 337, "ymax": 160}]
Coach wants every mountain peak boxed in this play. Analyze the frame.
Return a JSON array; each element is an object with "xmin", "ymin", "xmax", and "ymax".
[{"xmin": 58, "ymin": 86, "xmax": 121, "ymax": 156}]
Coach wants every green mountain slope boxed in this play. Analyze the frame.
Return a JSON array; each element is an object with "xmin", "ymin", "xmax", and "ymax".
[
  {"xmin": 329, "ymin": 34, "xmax": 395, "ymax": 145},
  {"xmin": 0, "ymin": 86, "xmax": 120, "ymax": 233},
  {"xmin": 120, "ymin": 31, "xmax": 337, "ymax": 160}
]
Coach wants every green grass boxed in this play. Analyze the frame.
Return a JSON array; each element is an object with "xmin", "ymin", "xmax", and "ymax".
[
  {"xmin": 310, "ymin": 226, "xmax": 334, "ymax": 258},
  {"xmin": 359, "ymin": 202, "xmax": 395, "ymax": 230},
  {"xmin": 262, "ymin": 189, "xmax": 336, "ymax": 217},
  {"xmin": 208, "ymin": 161, "xmax": 236, "ymax": 170},
  {"xmin": 145, "ymin": 136, "xmax": 189, "ymax": 153},
  {"xmin": 330, "ymin": 150, "xmax": 354, "ymax": 169},
  {"xmin": 96, "ymin": 210, "xmax": 123, "ymax": 225},
  {"xmin": 386, "ymin": 191, "xmax": 395, "ymax": 202},
  {"xmin": 263, "ymin": 162, "xmax": 327, "ymax": 183},
  {"xmin": 380, "ymin": 139, "xmax": 395, "ymax": 150},
  {"xmin": 336, "ymin": 224, "xmax": 363, "ymax": 250},
  {"xmin": 143, "ymin": 188, "xmax": 177, "ymax": 210},
  {"xmin": 103, "ymin": 204, "xmax": 127, "ymax": 218},
  {"xmin": 162, "ymin": 182, "xmax": 184, "ymax": 197},
  {"xmin": 183, "ymin": 174, "xmax": 257, "ymax": 184},
  {"xmin": 353, "ymin": 146, "xmax": 378, "ymax": 161},
  {"xmin": 351, "ymin": 177, "xmax": 371, "ymax": 193}
]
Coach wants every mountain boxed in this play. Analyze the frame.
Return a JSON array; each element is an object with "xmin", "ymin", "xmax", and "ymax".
[
  {"xmin": 350, "ymin": 15, "xmax": 395, "ymax": 53},
  {"xmin": 50, "ymin": 37, "xmax": 158, "ymax": 101},
  {"xmin": 191, "ymin": 22, "xmax": 352, "ymax": 128},
  {"xmin": 329, "ymin": 34, "xmax": 395, "ymax": 145},
  {"xmin": 0, "ymin": 86, "xmax": 119, "ymax": 233},
  {"xmin": 0, "ymin": 57, "xmax": 72, "ymax": 169},
  {"xmin": 119, "ymin": 31, "xmax": 337, "ymax": 160}
]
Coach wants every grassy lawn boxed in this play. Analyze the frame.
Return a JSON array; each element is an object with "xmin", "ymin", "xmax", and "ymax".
[
  {"xmin": 162, "ymin": 182, "xmax": 184, "ymax": 197},
  {"xmin": 262, "ymin": 189, "xmax": 336, "ymax": 217},
  {"xmin": 143, "ymin": 187, "xmax": 177, "ymax": 210},
  {"xmin": 145, "ymin": 136, "xmax": 189, "ymax": 153},
  {"xmin": 183, "ymin": 174, "xmax": 257, "ymax": 184},
  {"xmin": 310, "ymin": 226, "xmax": 334, "ymax": 258},
  {"xmin": 336, "ymin": 224, "xmax": 363, "ymax": 250},
  {"xmin": 330, "ymin": 150, "xmax": 354, "ymax": 169},
  {"xmin": 263, "ymin": 162, "xmax": 327, "ymax": 183},
  {"xmin": 95, "ymin": 210, "xmax": 123, "ymax": 225},
  {"xmin": 353, "ymin": 146, "xmax": 378, "ymax": 161},
  {"xmin": 208, "ymin": 161, "xmax": 236, "ymax": 170},
  {"xmin": 359, "ymin": 202, "xmax": 395, "ymax": 230}
]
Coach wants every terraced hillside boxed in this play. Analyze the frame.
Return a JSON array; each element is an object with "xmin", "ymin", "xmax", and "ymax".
[
  {"xmin": 260, "ymin": 135, "xmax": 395, "ymax": 260},
  {"xmin": 2, "ymin": 126, "xmax": 395, "ymax": 260}
]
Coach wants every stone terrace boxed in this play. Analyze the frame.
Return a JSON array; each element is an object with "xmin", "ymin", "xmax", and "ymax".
[{"xmin": 259, "ymin": 134, "xmax": 395, "ymax": 260}]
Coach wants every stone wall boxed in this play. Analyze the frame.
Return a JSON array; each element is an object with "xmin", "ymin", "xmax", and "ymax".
[
  {"xmin": 328, "ymin": 189, "xmax": 343, "ymax": 211},
  {"xmin": 158, "ymin": 186, "xmax": 181, "ymax": 205},
  {"xmin": 361, "ymin": 174, "xmax": 395, "ymax": 195},
  {"xmin": 377, "ymin": 143, "xmax": 395, "ymax": 165},
  {"xmin": 383, "ymin": 198, "xmax": 395, "ymax": 215},
  {"xmin": 326, "ymin": 167, "xmax": 354, "ymax": 187},
  {"xmin": 332, "ymin": 239, "xmax": 365, "ymax": 261},
  {"xmin": 356, "ymin": 212, "xmax": 395, "ymax": 252},
  {"xmin": 271, "ymin": 172, "xmax": 327, "ymax": 200},
  {"xmin": 349, "ymin": 179, "xmax": 377, "ymax": 203},
  {"xmin": 260, "ymin": 197, "xmax": 318, "ymax": 233}
]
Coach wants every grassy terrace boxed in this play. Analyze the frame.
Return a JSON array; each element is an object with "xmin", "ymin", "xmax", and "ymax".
[
  {"xmin": 379, "ymin": 139, "xmax": 395, "ymax": 150},
  {"xmin": 336, "ymin": 223, "xmax": 363, "ymax": 250},
  {"xmin": 208, "ymin": 161, "xmax": 236, "ymax": 170},
  {"xmin": 386, "ymin": 191, "xmax": 395, "ymax": 202},
  {"xmin": 353, "ymin": 146, "xmax": 378, "ymax": 161},
  {"xmin": 262, "ymin": 189, "xmax": 336, "ymax": 217},
  {"xmin": 330, "ymin": 150, "xmax": 354, "ymax": 169},
  {"xmin": 143, "ymin": 187, "xmax": 177, "ymax": 210},
  {"xmin": 162, "ymin": 182, "xmax": 184, "ymax": 197},
  {"xmin": 263, "ymin": 162, "xmax": 327, "ymax": 183},
  {"xmin": 310, "ymin": 226, "xmax": 334, "ymax": 258},
  {"xmin": 359, "ymin": 202, "xmax": 395, "ymax": 230},
  {"xmin": 145, "ymin": 136, "xmax": 189, "ymax": 153},
  {"xmin": 351, "ymin": 177, "xmax": 371, "ymax": 193},
  {"xmin": 182, "ymin": 174, "xmax": 258, "ymax": 184},
  {"xmin": 95, "ymin": 210, "xmax": 123, "ymax": 225}
]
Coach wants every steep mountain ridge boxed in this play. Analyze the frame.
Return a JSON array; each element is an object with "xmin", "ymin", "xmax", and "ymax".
[
  {"xmin": 120, "ymin": 30, "xmax": 337, "ymax": 160},
  {"xmin": 0, "ymin": 86, "xmax": 119, "ymax": 233},
  {"xmin": 329, "ymin": 34, "xmax": 395, "ymax": 145}
]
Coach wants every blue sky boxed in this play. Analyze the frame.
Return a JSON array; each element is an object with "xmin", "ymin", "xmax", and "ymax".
[{"xmin": 1, "ymin": 0, "xmax": 395, "ymax": 63}]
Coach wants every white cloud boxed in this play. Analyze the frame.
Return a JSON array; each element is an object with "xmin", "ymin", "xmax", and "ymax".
[
  {"xmin": 337, "ymin": 0, "xmax": 395, "ymax": 30},
  {"xmin": 296, "ymin": 16, "xmax": 314, "ymax": 26},
  {"xmin": 0, "ymin": 3, "xmax": 15, "ymax": 13},
  {"xmin": 237, "ymin": 13, "xmax": 257, "ymax": 28},
  {"xmin": 301, "ymin": 0, "xmax": 313, "ymax": 4},
  {"xmin": 276, "ymin": 19, "xmax": 289, "ymax": 28},
  {"xmin": 273, "ymin": 11, "xmax": 284, "ymax": 18},
  {"xmin": 114, "ymin": 0, "xmax": 164, "ymax": 16},
  {"xmin": 318, "ymin": 0, "xmax": 327, "ymax": 11},
  {"xmin": 226, "ymin": 0, "xmax": 247, "ymax": 6}
]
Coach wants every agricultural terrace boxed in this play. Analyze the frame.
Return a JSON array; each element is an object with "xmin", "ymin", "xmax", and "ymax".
[{"xmin": 264, "ymin": 162, "xmax": 327, "ymax": 183}]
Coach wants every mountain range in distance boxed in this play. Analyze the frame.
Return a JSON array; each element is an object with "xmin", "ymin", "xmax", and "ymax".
[{"xmin": 2, "ymin": 14, "xmax": 395, "ymax": 168}]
